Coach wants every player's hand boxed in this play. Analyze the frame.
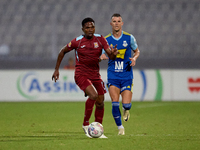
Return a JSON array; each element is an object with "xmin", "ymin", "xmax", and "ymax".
[
  {"xmin": 52, "ymin": 70, "xmax": 59, "ymax": 82},
  {"xmin": 100, "ymin": 53, "xmax": 108, "ymax": 61},
  {"xmin": 110, "ymin": 44, "xmax": 119, "ymax": 55},
  {"xmin": 129, "ymin": 57, "xmax": 136, "ymax": 66}
]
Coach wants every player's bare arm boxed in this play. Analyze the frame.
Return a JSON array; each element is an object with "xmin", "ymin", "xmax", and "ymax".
[
  {"xmin": 129, "ymin": 47, "xmax": 140, "ymax": 66},
  {"xmin": 100, "ymin": 53, "xmax": 108, "ymax": 61},
  {"xmin": 52, "ymin": 46, "xmax": 71, "ymax": 82}
]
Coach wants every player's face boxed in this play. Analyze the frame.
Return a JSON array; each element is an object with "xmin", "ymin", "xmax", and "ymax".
[
  {"xmin": 82, "ymin": 22, "xmax": 95, "ymax": 39},
  {"xmin": 110, "ymin": 16, "xmax": 123, "ymax": 32}
]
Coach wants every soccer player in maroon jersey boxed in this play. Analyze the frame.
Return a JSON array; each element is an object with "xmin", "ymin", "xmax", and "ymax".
[{"xmin": 52, "ymin": 17, "xmax": 118, "ymax": 138}]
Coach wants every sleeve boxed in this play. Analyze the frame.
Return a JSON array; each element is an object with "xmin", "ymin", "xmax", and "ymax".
[
  {"xmin": 101, "ymin": 35, "xmax": 110, "ymax": 50},
  {"xmin": 102, "ymin": 49, "xmax": 106, "ymax": 54},
  {"xmin": 66, "ymin": 38, "xmax": 77, "ymax": 51},
  {"xmin": 130, "ymin": 34, "xmax": 138, "ymax": 50}
]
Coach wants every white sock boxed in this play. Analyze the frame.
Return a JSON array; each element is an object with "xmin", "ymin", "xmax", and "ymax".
[{"xmin": 118, "ymin": 125, "xmax": 124, "ymax": 130}]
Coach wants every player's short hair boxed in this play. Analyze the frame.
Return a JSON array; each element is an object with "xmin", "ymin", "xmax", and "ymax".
[
  {"xmin": 111, "ymin": 13, "xmax": 122, "ymax": 18},
  {"xmin": 82, "ymin": 17, "xmax": 95, "ymax": 27}
]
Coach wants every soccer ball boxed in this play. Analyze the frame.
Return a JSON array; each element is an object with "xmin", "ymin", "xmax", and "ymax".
[{"xmin": 88, "ymin": 122, "xmax": 104, "ymax": 138}]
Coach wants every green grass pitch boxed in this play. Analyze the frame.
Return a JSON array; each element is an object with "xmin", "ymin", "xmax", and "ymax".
[{"xmin": 0, "ymin": 101, "xmax": 200, "ymax": 150}]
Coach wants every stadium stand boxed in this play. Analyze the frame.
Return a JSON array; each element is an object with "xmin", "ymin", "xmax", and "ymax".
[{"xmin": 0, "ymin": 0, "xmax": 199, "ymax": 69}]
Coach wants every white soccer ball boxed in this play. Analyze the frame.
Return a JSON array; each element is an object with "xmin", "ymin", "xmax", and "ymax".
[{"xmin": 88, "ymin": 122, "xmax": 104, "ymax": 138}]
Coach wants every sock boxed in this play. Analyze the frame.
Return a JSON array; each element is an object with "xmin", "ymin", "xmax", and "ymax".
[
  {"xmin": 83, "ymin": 98, "xmax": 96, "ymax": 126},
  {"xmin": 95, "ymin": 107, "xmax": 104, "ymax": 124},
  {"xmin": 118, "ymin": 125, "xmax": 124, "ymax": 130},
  {"xmin": 122, "ymin": 103, "xmax": 132, "ymax": 110},
  {"xmin": 112, "ymin": 102, "xmax": 122, "ymax": 126}
]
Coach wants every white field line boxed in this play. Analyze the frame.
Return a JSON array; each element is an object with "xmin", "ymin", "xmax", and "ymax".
[{"xmin": 129, "ymin": 134, "xmax": 200, "ymax": 137}]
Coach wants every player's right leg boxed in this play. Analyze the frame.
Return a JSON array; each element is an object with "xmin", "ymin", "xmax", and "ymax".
[
  {"xmin": 82, "ymin": 85, "xmax": 98, "ymax": 138},
  {"xmin": 108, "ymin": 83, "xmax": 125, "ymax": 135},
  {"xmin": 83, "ymin": 84, "xmax": 98, "ymax": 125},
  {"xmin": 75, "ymin": 75, "xmax": 98, "ymax": 138},
  {"xmin": 112, "ymin": 101, "xmax": 125, "ymax": 135},
  {"xmin": 82, "ymin": 125, "xmax": 92, "ymax": 138}
]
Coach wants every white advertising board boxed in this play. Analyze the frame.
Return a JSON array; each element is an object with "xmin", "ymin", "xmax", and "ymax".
[
  {"xmin": 172, "ymin": 70, "xmax": 200, "ymax": 100},
  {"xmin": 0, "ymin": 69, "xmax": 199, "ymax": 101}
]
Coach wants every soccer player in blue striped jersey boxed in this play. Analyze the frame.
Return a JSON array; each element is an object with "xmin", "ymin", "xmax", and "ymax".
[{"xmin": 101, "ymin": 13, "xmax": 140, "ymax": 135}]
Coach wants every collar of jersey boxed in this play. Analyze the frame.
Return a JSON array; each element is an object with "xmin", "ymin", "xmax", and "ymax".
[{"xmin": 111, "ymin": 31, "xmax": 123, "ymax": 41}]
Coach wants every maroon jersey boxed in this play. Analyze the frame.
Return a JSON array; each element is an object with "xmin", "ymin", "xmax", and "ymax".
[{"xmin": 67, "ymin": 34, "xmax": 110, "ymax": 79}]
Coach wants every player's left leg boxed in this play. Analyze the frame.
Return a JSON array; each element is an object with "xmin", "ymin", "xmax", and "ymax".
[
  {"xmin": 121, "ymin": 79, "xmax": 134, "ymax": 122},
  {"xmin": 121, "ymin": 90, "xmax": 132, "ymax": 122}
]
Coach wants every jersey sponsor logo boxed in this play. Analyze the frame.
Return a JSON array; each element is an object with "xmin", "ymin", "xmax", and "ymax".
[
  {"xmin": 110, "ymin": 44, "xmax": 126, "ymax": 59},
  {"xmin": 115, "ymin": 61, "xmax": 123, "ymax": 72},
  {"xmin": 123, "ymin": 41, "xmax": 128, "ymax": 47},
  {"xmin": 94, "ymin": 42, "xmax": 99, "ymax": 48},
  {"xmin": 116, "ymin": 49, "xmax": 126, "ymax": 59}
]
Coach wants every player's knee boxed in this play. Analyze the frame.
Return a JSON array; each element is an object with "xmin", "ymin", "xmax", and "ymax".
[
  {"xmin": 89, "ymin": 93, "xmax": 98, "ymax": 100},
  {"xmin": 95, "ymin": 101, "xmax": 104, "ymax": 109}
]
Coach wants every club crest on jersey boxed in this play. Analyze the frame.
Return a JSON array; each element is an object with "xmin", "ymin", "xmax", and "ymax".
[
  {"xmin": 68, "ymin": 42, "xmax": 72, "ymax": 47},
  {"xmin": 123, "ymin": 41, "xmax": 128, "ymax": 47},
  {"xmin": 94, "ymin": 42, "xmax": 99, "ymax": 48}
]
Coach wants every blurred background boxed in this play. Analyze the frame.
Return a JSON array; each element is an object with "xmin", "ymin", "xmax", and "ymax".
[{"xmin": 0, "ymin": 0, "xmax": 200, "ymax": 69}]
